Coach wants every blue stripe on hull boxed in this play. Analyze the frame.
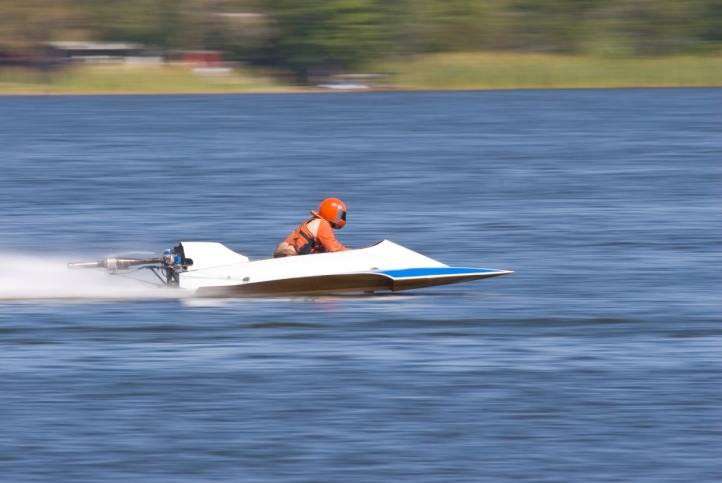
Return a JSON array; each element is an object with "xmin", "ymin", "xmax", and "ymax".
[{"xmin": 376, "ymin": 267, "xmax": 503, "ymax": 279}]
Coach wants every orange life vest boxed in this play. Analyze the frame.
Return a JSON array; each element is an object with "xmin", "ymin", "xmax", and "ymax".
[{"xmin": 286, "ymin": 218, "xmax": 325, "ymax": 255}]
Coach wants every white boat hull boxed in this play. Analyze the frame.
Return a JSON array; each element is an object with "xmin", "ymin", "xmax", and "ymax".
[{"xmin": 178, "ymin": 240, "xmax": 512, "ymax": 297}]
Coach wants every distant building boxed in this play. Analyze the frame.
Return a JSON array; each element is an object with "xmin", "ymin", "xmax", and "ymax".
[
  {"xmin": 46, "ymin": 41, "xmax": 145, "ymax": 63},
  {"xmin": 175, "ymin": 51, "xmax": 223, "ymax": 67}
]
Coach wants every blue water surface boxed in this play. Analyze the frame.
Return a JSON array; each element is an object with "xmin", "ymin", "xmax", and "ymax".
[{"xmin": 0, "ymin": 89, "xmax": 720, "ymax": 482}]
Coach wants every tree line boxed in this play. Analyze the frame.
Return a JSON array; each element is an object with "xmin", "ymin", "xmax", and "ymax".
[{"xmin": 1, "ymin": 0, "xmax": 720, "ymax": 82}]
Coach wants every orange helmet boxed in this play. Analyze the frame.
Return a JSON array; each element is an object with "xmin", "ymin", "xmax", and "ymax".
[{"xmin": 312, "ymin": 198, "xmax": 347, "ymax": 228}]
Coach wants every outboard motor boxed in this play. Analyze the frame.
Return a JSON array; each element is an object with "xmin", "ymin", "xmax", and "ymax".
[{"xmin": 68, "ymin": 243, "xmax": 193, "ymax": 288}]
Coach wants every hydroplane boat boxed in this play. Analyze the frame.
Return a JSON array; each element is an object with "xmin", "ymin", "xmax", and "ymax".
[{"xmin": 68, "ymin": 240, "xmax": 513, "ymax": 297}]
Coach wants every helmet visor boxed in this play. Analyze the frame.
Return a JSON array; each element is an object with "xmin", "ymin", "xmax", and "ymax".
[{"xmin": 334, "ymin": 210, "xmax": 347, "ymax": 228}]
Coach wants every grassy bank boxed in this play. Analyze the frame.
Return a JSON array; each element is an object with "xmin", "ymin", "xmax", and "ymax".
[
  {"xmin": 383, "ymin": 53, "xmax": 722, "ymax": 90},
  {"xmin": 1, "ymin": 54, "xmax": 721, "ymax": 94}
]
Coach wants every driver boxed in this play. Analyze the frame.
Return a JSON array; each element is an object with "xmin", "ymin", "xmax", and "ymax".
[{"xmin": 273, "ymin": 198, "xmax": 350, "ymax": 257}]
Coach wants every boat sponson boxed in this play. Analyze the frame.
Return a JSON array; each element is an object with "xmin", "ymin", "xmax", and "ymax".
[
  {"xmin": 380, "ymin": 267, "xmax": 513, "ymax": 291},
  {"xmin": 194, "ymin": 267, "xmax": 512, "ymax": 297},
  {"xmin": 194, "ymin": 272, "xmax": 391, "ymax": 297}
]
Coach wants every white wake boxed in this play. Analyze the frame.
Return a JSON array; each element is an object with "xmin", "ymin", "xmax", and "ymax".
[{"xmin": 0, "ymin": 254, "xmax": 189, "ymax": 302}]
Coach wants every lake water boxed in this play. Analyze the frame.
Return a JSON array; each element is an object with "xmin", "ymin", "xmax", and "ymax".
[{"xmin": 0, "ymin": 89, "xmax": 720, "ymax": 482}]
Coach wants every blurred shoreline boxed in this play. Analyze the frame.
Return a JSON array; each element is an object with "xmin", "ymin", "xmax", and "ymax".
[{"xmin": 1, "ymin": 54, "xmax": 720, "ymax": 95}]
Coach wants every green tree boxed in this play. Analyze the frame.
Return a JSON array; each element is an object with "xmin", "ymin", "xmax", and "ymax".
[
  {"xmin": 384, "ymin": 0, "xmax": 497, "ymax": 55},
  {"xmin": 612, "ymin": 0, "xmax": 722, "ymax": 54},
  {"xmin": 88, "ymin": 0, "xmax": 184, "ymax": 49},
  {"xmin": 266, "ymin": 0, "xmax": 388, "ymax": 83},
  {"xmin": 0, "ymin": 0, "xmax": 91, "ymax": 53}
]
